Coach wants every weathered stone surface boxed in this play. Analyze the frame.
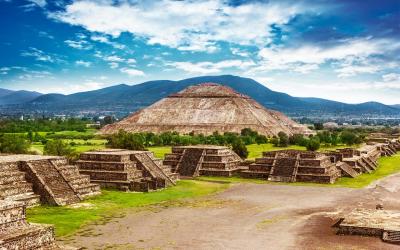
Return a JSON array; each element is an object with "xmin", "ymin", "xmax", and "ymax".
[
  {"xmin": 100, "ymin": 83, "xmax": 313, "ymax": 137},
  {"xmin": 77, "ymin": 149, "xmax": 178, "ymax": 192},
  {"xmin": 335, "ymin": 209, "xmax": 400, "ymax": 244},
  {"xmin": 241, "ymin": 150, "xmax": 341, "ymax": 184},
  {"xmin": 0, "ymin": 155, "xmax": 100, "ymax": 206},
  {"xmin": 163, "ymin": 145, "xmax": 243, "ymax": 177},
  {"xmin": 0, "ymin": 200, "xmax": 61, "ymax": 249}
]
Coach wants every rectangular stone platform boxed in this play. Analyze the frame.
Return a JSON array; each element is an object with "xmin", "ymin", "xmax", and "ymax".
[
  {"xmin": 77, "ymin": 149, "xmax": 178, "ymax": 192},
  {"xmin": 240, "ymin": 150, "xmax": 341, "ymax": 184},
  {"xmin": 336, "ymin": 209, "xmax": 400, "ymax": 244},
  {"xmin": 0, "ymin": 155, "xmax": 100, "ymax": 206},
  {"xmin": 0, "ymin": 200, "xmax": 59, "ymax": 249},
  {"xmin": 163, "ymin": 145, "xmax": 243, "ymax": 177}
]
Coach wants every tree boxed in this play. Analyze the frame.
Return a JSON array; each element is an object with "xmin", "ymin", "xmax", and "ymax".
[
  {"xmin": 231, "ymin": 139, "xmax": 248, "ymax": 159},
  {"xmin": 106, "ymin": 130, "xmax": 145, "ymax": 150},
  {"xmin": 278, "ymin": 132, "xmax": 289, "ymax": 147},
  {"xmin": 44, "ymin": 139, "xmax": 75, "ymax": 157},
  {"xmin": 314, "ymin": 123, "xmax": 324, "ymax": 130},
  {"xmin": 340, "ymin": 130, "xmax": 358, "ymax": 145},
  {"xmin": 306, "ymin": 137, "xmax": 320, "ymax": 151},
  {"xmin": 0, "ymin": 134, "xmax": 30, "ymax": 154}
]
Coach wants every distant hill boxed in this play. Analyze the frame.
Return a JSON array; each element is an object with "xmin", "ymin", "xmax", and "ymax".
[
  {"xmin": 0, "ymin": 89, "xmax": 42, "ymax": 105},
  {"xmin": 391, "ymin": 104, "xmax": 400, "ymax": 109},
  {"xmin": 2, "ymin": 75, "xmax": 399, "ymax": 118}
]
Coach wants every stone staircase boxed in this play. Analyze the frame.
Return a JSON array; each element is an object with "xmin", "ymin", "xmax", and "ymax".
[
  {"xmin": 23, "ymin": 160, "xmax": 81, "ymax": 206},
  {"xmin": 132, "ymin": 152, "xmax": 177, "ymax": 186},
  {"xmin": 175, "ymin": 148, "xmax": 205, "ymax": 177},
  {"xmin": 336, "ymin": 162, "xmax": 360, "ymax": 178},
  {"xmin": 0, "ymin": 200, "xmax": 59, "ymax": 249},
  {"xmin": 50, "ymin": 158, "xmax": 101, "ymax": 199},
  {"xmin": 0, "ymin": 162, "xmax": 40, "ymax": 207},
  {"xmin": 268, "ymin": 155, "xmax": 299, "ymax": 182},
  {"xmin": 383, "ymin": 230, "xmax": 400, "ymax": 244},
  {"xmin": 78, "ymin": 150, "xmax": 178, "ymax": 192},
  {"xmin": 164, "ymin": 146, "xmax": 243, "ymax": 177}
]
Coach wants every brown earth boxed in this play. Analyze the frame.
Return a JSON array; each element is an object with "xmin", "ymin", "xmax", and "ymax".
[{"xmin": 62, "ymin": 174, "xmax": 400, "ymax": 250}]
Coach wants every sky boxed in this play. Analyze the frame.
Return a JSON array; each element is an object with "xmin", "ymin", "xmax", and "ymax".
[{"xmin": 0, "ymin": 0, "xmax": 399, "ymax": 104}]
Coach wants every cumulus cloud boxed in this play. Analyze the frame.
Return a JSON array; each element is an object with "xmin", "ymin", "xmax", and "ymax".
[
  {"xmin": 75, "ymin": 60, "xmax": 91, "ymax": 67},
  {"xmin": 120, "ymin": 67, "xmax": 145, "ymax": 77},
  {"xmin": 64, "ymin": 39, "xmax": 92, "ymax": 50},
  {"xmin": 168, "ymin": 60, "xmax": 255, "ymax": 74},
  {"xmin": 253, "ymin": 37, "xmax": 400, "ymax": 75},
  {"xmin": 49, "ymin": 0, "xmax": 307, "ymax": 51},
  {"xmin": 20, "ymin": 47, "xmax": 61, "ymax": 63}
]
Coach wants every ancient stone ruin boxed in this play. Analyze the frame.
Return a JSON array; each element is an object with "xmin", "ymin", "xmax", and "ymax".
[
  {"xmin": 0, "ymin": 154, "xmax": 100, "ymax": 206},
  {"xmin": 163, "ymin": 146, "xmax": 243, "ymax": 177},
  {"xmin": 77, "ymin": 149, "xmax": 178, "ymax": 192},
  {"xmin": 240, "ymin": 150, "xmax": 341, "ymax": 184},
  {"xmin": 100, "ymin": 83, "xmax": 313, "ymax": 137},
  {"xmin": 0, "ymin": 200, "xmax": 58, "ymax": 249},
  {"xmin": 335, "ymin": 209, "xmax": 400, "ymax": 244}
]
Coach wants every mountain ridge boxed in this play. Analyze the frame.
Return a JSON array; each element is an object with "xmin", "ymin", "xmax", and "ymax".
[{"xmin": 1, "ymin": 75, "xmax": 399, "ymax": 118}]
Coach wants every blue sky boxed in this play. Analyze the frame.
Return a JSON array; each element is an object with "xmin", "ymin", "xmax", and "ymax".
[{"xmin": 0, "ymin": 0, "xmax": 399, "ymax": 104}]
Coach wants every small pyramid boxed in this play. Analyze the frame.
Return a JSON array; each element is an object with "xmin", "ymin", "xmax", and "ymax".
[{"xmin": 101, "ymin": 83, "xmax": 312, "ymax": 136}]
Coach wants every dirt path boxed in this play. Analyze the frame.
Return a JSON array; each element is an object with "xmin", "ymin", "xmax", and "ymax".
[{"xmin": 63, "ymin": 175, "xmax": 400, "ymax": 249}]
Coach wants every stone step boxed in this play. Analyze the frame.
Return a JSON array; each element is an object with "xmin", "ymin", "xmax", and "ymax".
[
  {"xmin": 77, "ymin": 160, "xmax": 135, "ymax": 171},
  {"xmin": 0, "ymin": 224, "xmax": 55, "ymax": 249},
  {"xmin": 0, "ymin": 182, "xmax": 33, "ymax": 197},
  {"xmin": 5, "ymin": 192, "xmax": 41, "ymax": 208},
  {"xmin": 0, "ymin": 171, "xmax": 26, "ymax": 185},
  {"xmin": 79, "ymin": 170, "xmax": 130, "ymax": 181},
  {"xmin": 75, "ymin": 183, "xmax": 101, "ymax": 197},
  {"xmin": 240, "ymin": 170, "xmax": 269, "ymax": 179},
  {"xmin": 0, "ymin": 162, "xmax": 20, "ymax": 171}
]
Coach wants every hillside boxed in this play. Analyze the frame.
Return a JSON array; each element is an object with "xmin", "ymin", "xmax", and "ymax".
[
  {"xmin": 2, "ymin": 75, "xmax": 399, "ymax": 118},
  {"xmin": 0, "ymin": 89, "xmax": 42, "ymax": 105}
]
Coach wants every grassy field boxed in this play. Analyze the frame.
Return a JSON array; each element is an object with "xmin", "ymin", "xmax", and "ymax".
[
  {"xmin": 30, "ymin": 139, "xmax": 107, "ymax": 154},
  {"xmin": 147, "ymin": 143, "xmax": 355, "ymax": 160},
  {"xmin": 198, "ymin": 153, "xmax": 400, "ymax": 188},
  {"xmin": 27, "ymin": 180, "xmax": 228, "ymax": 237}
]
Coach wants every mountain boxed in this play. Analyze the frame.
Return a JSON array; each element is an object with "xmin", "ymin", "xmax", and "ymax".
[
  {"xmin": 0, "ymin": 89, "xmax": 42, "ymax": 105},
  {"xmin": 3, "ymin": 75, "xmax": 400, "ymax": 118},
  {"xmin": 391, "ymin": 104, "xmax": 400, "ymax": 109}
]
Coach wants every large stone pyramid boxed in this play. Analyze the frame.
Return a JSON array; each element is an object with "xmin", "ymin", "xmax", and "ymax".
[{"xmin": 101, "ymin": 83, "xmax": 312, "ymax": 136}]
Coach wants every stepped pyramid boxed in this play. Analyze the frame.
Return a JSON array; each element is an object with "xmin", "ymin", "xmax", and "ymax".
[
  {"xmin": 240, "ymin": 150, "xmax": 341, "ymax": 184},
  {"xmin": 77, "ymin": 149, "xmax": 178, "ymax": 192},
  {"xmin": 0, "ymin": 155, "xmax": 100, "ymax": 206},
  {"xmin": 101, "ymin": 83, "xmax": 313, "ymax": 136},
  {"xmin": 163, "ymin": 145, "xmax": 243, "ymax": 177},
  {"xmin": 0, "ymin": 200, "xmax": 59, "ymax": 249}
]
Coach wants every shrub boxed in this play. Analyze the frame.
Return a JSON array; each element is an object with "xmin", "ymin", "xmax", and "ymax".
[
  {"xmin": 0, "ymin": 134, "xmax": 30, "ymax": 154},
  {"xmin": 231, "ymin": 139, "xmax": 248, "ymax": 159},
  {"xmin": 306, "ymin": 137, "xmax": 320, "ymax": 151},
  {"xmin": 44, "ymin": 139, "xmax": 75, "ymax": 157}
]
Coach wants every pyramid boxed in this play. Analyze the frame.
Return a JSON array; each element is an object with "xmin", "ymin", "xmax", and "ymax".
[{"xmin": 101, "ymin": 83, "xmax": 313, "ymax": 136}]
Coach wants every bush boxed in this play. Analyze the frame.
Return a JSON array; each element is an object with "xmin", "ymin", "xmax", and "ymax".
[
  {"xmin": 107, "ymin": 130, "xmax": 145, "ymax": 150},
  {"xmin": 0, "ymin": 134, "xmax": 30, "ymax": 154},
  {"xmin": 306, "ymin": 137, "xmax": 320, "ymax": 151},
  {"xmin": 278, "ymin": 132, "xmax": 289, "ymax": 147},
  {"xmin": 44, "ymin": 139, "xmax": 75, "ymax": 157},
  {"xmin": 231, "ymin": 139, "xmax": 248, "ymax": 159}
]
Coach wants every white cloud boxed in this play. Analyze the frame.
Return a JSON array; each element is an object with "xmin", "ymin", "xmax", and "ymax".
[
  {"xmin": 64, "ymin": 39, "xmax": 92, "ymax": 50},
  {"xmin": 20, "ymin": 47, "xmax": 56, "ymax": 62},
  {"xmin": 90, "ymin": 34, "xmax": 126, "ymax": 50},
  {"xmin": 120, "ymin": 67, "xmax": 145, "ymax": 77},
  {"xmin": 168, "ymin": 59, "xmax": 255, "ymax": 74},
  {"xmin": 382, "ymin": 73, "xmax": 400, "ymax": 82},
  {"xmin": 49, "ymin": 0, "xmax": 307, "ymax": 51},
  {"xmin": 108, "ymin": 62, "xmax": 119, "ymax": 69},
  {"xmin": 28, "ymin": 0, "xmax": 46, "ymax": 7},
  {"xmin": 104, "ymin": 55, "xmax": 124, "ymax": 62},
  {"xmin": 254, "ymin": 37, "xmax": 400, "ymax": 75},
  {"xmin": 231, "ymin": 47, "xmax": 250, "ymax": 57},
  {"xmin": 75, "ymin": 60, "xmax": 91, "ymax": 67}
]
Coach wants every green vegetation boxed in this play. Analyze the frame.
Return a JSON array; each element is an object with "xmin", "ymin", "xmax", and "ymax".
[
  {"xmin": 27, "ymin": 180, "xmax": 228, "ymax": 237},
  {"xmin": 147, "ymin": 146, "xmax": 171, "ymax": 159},
  {"xmin": 0, "ymin": 133, "xmax": 31, "ymax": 154},
  {"xmin": 198, "ymin": 153, "xmax": 400, "ymax": 188},
  {"xmin": 0, "ymin": 118, "xmax": 87, "ymax": 133}
]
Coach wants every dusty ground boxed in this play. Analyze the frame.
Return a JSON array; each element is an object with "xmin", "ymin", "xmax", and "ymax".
[{"xmin": 63, "ymin": 174, "xmax": 400, "ymax": 250}]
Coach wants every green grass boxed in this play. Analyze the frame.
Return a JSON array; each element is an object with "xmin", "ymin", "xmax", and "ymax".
[
  {"xmin": 147, "ymin": 146, "xmax": 172, "ymax": 158},
  {"xmin": 27, "ymin": 180, "xmax": 228, "ymax": 237},
  {"xmin": 246, "ymin": 144, "xmax": 305, "ymax": 159},
  {"xmin": 198, "ymin": 153, "xmax": 400, "ymax": 189}
]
